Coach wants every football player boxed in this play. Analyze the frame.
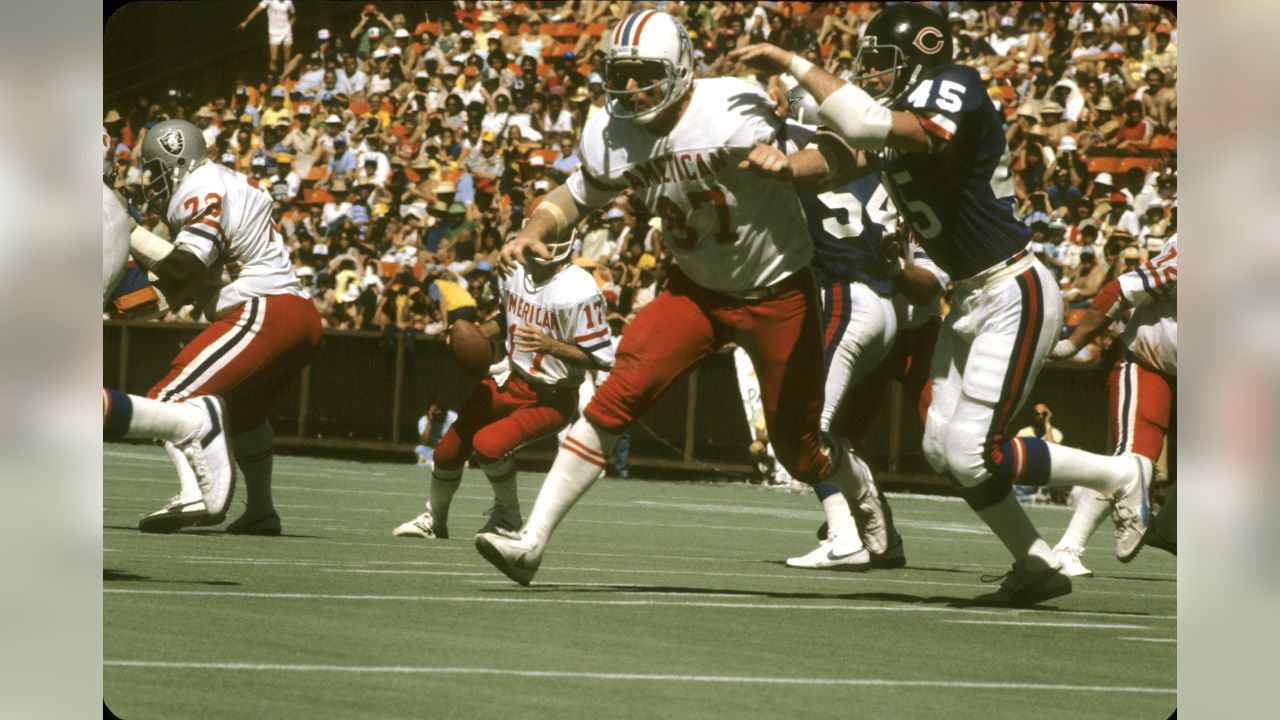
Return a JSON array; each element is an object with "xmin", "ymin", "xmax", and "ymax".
[
  {"xmin": 128, "ymin": 119, "xmax": 323, "ymax": 535},
  {"xmin": 733, "ymin": 4, "xmax": 1153, "ymax": 605},
  {"xmin": 477, "ymin": 11, "xmax": 883, "ymax": 585},
  {"xmin": 392, "ymin": 224, "xmax": 615, "ymax": 540},
  {"xmin": 103, "ymin": 147, "xmax": 236, "ymax": 525},
  {"xmin": 1049, "ymin": 237, "xmax": 1178, "ymax": 571}
]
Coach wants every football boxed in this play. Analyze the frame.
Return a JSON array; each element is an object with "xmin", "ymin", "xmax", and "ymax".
[{"xmin": 449, "ymin": 319, "xmax": 492, "ymax": 377}]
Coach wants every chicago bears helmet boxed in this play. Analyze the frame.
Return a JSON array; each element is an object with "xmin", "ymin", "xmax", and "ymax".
[
  {"xmin": 139, "ymin": 118, "xmax": 207, "ymax": 210},
  {"xmin": 603, "ymin": 11, "xmax": 694, "ymax": 124},
  {"xmin": 856, "ymin": 4, "xmax": 952, "ymax": 101}
]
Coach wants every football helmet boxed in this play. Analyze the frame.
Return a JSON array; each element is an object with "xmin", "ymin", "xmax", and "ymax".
[
  {"xmin": 603, "ymin": 10, "xmax": 693, "ymax": 124},
  {"xmin": 139, "ymin": 119, "xmax": 207, "ymax": 210},
  {"xmin": 786, "ymin": 85, "xmax": 821, "ymax": 126},
  {"xmin": 855, "ymin": 4, "xmax": 952, "ymax": 101},
  {"xmin": 524, "ymin": 193, "xmax": 575, "ymax": 268}
]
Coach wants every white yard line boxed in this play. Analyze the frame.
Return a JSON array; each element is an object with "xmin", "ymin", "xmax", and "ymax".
[
  {"xmin": 101, "ymin": 659, "xmax": 1174, "ymax": 694},
  {"xmin": 944, "ymin": 620, "xmax": 1151, "ymax": 630},
  {"xmin": 1119, "ymin": 637, "xmax": 1177, "ymax": 643}
]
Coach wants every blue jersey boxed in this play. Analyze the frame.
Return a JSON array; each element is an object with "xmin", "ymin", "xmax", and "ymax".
[
  {"xmin": 784, "ymin": 123, "xmax": 898, "ymax": 294},
  {"xmin": 880, "ymin": 64, "xmax": 1027, "ymax": 281}
]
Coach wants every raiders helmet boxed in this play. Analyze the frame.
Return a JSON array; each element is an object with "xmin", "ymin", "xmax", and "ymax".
[
  {"xmin": 856, "ymin": 4, "xmax": 952, "ymax": 101},
  {"xmin": 139, "ymin": 119, "xmax": 208, "ymax": 210}
]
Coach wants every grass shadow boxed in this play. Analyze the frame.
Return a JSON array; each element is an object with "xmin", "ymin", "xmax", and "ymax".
[{"xmin": 104, "ymin": 568, "xmax": 241, "ymax": 587}]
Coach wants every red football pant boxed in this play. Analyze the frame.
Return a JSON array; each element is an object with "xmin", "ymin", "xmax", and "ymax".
[
  {"xmin": 434, "ymin": 374, "xmax": 578, "ymax": 468},
  {"xmin": 147, "ymin": 294, "xmax": 323, "ymax": 434},
  {"xmin": 1109, "ymin": 355, "xmax": 1175, "ymax": 462},
  {"xmin": 839, "ymin": 318, "xmax": 939, "ymax": 446},
  {"xmin": 585, "ymin": 267, "xmax": 830, "ymax": 484}
]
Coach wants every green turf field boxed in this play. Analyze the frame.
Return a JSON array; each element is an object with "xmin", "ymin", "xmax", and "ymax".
[{"xmin": 104, "ymin": 445, "xmax": 1176, "ymax": 719}]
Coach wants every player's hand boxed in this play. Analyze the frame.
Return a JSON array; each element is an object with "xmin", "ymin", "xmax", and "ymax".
[
  {"xmin": 728, "ymin": 43, "xmax": 793, "ymax": 75},
  {"xmin": 766, "ymin": 85, "xmax": 789, "ymax": 120},
  {"xmin": 513, "ymin": 325, "xmax": 554, "ymax": 353},
  {"xmin": 238, "ymin": 21, "xmax": 248, "ymax": 30},
  {"xmin": 738, "ymin": 143, "xmax": 793, "ymax": 179},
  {"xmin": 1050, "ymin": 339, "xmax": 1080, "ymax": 359},
  {"xmin": 499, "ymin": 235, "xmax": 551, "ymax": 272}
]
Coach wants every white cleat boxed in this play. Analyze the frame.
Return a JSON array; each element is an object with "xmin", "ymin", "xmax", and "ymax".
[
  {"xmin": 477, "ymin": 502, "xmax": 522, "ymax": 536},
  {"xmin": 392, "ymin": 506, "xmax": 447, "ymax": 539},
  {"xmin": 175, "ymin": 396, "xmax": 236, "ymax": 521},
  {"xmin": 138, "ymin": 495, "xmax": 219, "ymax": 534},
  {"xmin": 785, "ymin": 532, "xmax": 871, "ymax": 571},
  {"xmin": 1054, "ymin": 545, "xmax": 1094, "ymax": 578},
  {"xmin": 475, "ymin": 529, "xmax": 541, "ymax": 586},
  {"xmin": 1112, "ymin": 455, "xmax": 1156, "ymax": 562}
]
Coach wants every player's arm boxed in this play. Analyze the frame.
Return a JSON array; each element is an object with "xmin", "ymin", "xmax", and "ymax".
[
  {"xmin": 501, "ymin": 168, "xmax": 618, "ymax": 270},
  {"xmin": 730, "ymin": 43, "xmax": 932, "ymax": 153},
  {"xmin": 740, "ymin": 131, "xmax": 874, "ymax": 187},
  {"xmin": 239, "ymin": 4, "xmax": 263, "ymax": 30},
  {"xmin": 126, "ymin": 224, "xmax": 211, "ymax": 309},
  {"xmin": 513, "ymin": 327, "xmax": 596, "ymax": 369}
]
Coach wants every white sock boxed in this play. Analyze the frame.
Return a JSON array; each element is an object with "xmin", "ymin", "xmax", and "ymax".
[
  {"xmin": 972, "ymin": 491, "xmax": 1056, "ymax": 568},
  {"xmin": 125, "ymin": 395, "xmax": 204, "ymax": 444},
  {"xmin": 164, "ymin": 441, "xmax": 203, "ymax": 504},
  {"xmin": 481, "ymin": 457, "xmax": 519, "ymax": 508},
  {"xmin": 819, "ymin": 435, "xmax": 870, "ymax": 501},
  {"xmin": 429, "ymin": 466, "xmax": 464, "ymax": 526},
  {"xmin": 1057, "ymin": 488, "xmax": 1112, "ymax": 550},
  {"xmin": 817, "ymin": 488, "xmax": 861, "ymax": 548},
  {"xmin": 234, "ymin": 420, "xmax": 275, "ymax": 518},
  {"xmin": 523, "ymin": 417, "xmax": 617, "ymax": 548},
  {"xmin": 1045, "ymin": 444, "xmax": 1136, "ymax": 493}
]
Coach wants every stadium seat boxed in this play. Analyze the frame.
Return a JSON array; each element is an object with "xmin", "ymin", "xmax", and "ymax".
[
  {"xmin": 586, "ymin": 23, "xmax": 607, "ymax": 37},
  {"xmin": 547, "ymin": 42, "xmax": 576, "ymax": 58},
  {"xmin": 1149, "ymin": 134, "xmax": 1177, "ymax": 152},
  {"xmin": 1116, "ymin": 157, "xmax": 1156, "ymax": 173},
  {"xmin": 577, "ymin": 63, "xmax": 594, "ymax": 78},
  {"xmin": 530, "ymin": 148, "xmax": 559, "ymax": 165},
  {"xmin": 1086, "ymin": 156, "xmax": 1123, "ymax": 175},
  {"xmin": 537, "ymin": 62, "xmax": 551, "ymax": 76},
  {"xmin": 517, "ymin": 23, "xmax": 531, "ymax": 35},
  {"xmin": 555, "ymin": 23, "xmax": 581, "ymax": 39}
]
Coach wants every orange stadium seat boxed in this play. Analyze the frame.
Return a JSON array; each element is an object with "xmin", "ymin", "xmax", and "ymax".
[
  {"xmin": 496, "ymin": 22, "xmax": 510, "ymax": 34},
  {"xmin": 530, "ymin": 148, "xmax": 559, "ymax": 165},
  {"xmin": 577, "ymin": 63, "xmax": 594, "ymax": 77},
  {"xmin": 537, "ymin": 62, "xmax": 551, "ymax": 76},
  {"xmin": 547, "ymin": 42, "xmax": 576, "ymax": 58},
  {"xmin": 1116, "ymin": 157, "xmax": 1156, "ymax": 173},
  {"xmin": 1086, "ymin": 156, "xmax": 1123, "ymax": 175},
  {"xmin": 517, "ymin": 23, "xmax": 531, "ymax": 35},
  {"xmin": 586, "ymin": 23, "xmax": 606, "ymax": 37},
  {"xmin": 555, "ymin": 23, "xmax": 582, "ymax": 39},
  {"xmin": 1149, "ymin": 134, "xmax": 1177, "ymax": 152}
]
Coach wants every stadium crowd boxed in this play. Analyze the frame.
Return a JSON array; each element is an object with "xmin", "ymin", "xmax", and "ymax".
[{"xmin": 104, "ymin": 0, "xmax": 1176, "ymax": 364}]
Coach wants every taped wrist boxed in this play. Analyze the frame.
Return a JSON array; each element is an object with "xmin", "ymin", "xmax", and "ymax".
[
  {"xmin": 129, "ymin": 225, "xmax": 175, "ymax": 274},
  {"xmin": 817, "ymin": 83, "xmax": 893, "ymax": 150}
]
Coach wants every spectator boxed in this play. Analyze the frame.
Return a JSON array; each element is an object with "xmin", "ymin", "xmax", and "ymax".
[
  {"xmin": 1114, "ymin": 99, "xmax": 1154, "ymax": 154},
  {"xmin": 1014, "ymin": 404, "xmax": 1066, "ymax": 504},
  {"xmin": 1062, "ymin": 243, "xmax": 1107, "ymax": 304},
  {"xmin": 239, "ymin": 0, "xmax": 295, "ymax": 73},
  {"xmin": 426, "ymin": 266, "xmax": 478, "ymax": 324}
]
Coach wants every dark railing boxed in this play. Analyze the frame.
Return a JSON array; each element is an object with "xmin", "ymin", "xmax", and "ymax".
[{"xmin": 104, "ymin": 320, "xmax": 1112, "ymax": 488}]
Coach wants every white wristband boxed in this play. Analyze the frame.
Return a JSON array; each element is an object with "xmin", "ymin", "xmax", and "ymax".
[
  {"xmin": 129, "ymin": 225, "xmax": 175, "ymax": 274},
  {"xmin": 817, "ymin": 83, "xmax": 894, "ymax": 150},
  {"xmin": 787, "ymin": 53, "xmax": 814, "ymax": 80}
]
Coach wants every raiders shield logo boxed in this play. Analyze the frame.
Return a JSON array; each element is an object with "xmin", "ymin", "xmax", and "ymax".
[{"xmin": 157, "ymin": 128, "xmax": 184, "ymax": 156}]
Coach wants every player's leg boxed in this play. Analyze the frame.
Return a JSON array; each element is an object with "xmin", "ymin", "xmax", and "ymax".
[
  {"xmin": 940, "ymin": 263, "xmax": 1071, "ymax": 603},
  {"xmin": 476, "ymin": 274, "xmax": 719, "ymax": 584},
  {"xmin": 1057, "ymin": 357, "xmax": 1173, "ymax": 566},
  {"xmin": 394, "ymin": 379, "xmax": 500, "ymax": 538},
  {"xmin": 470, "ymin": 384, "xmax": 577, "ymax": 535},
  {"xmin": 148, "ymin": 295, "xmax": 323, "ymax": 535}
]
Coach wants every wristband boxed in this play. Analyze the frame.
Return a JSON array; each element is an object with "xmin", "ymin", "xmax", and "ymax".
[
  {"xmin": 787, "ymin": 54, "xmax": 814, "ymax": 80},
  {"xmin": 534, "ymin": 200, "xmax": 568, "ymax": 235}
]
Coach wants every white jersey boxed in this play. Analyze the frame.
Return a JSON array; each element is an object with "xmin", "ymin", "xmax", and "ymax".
[
  {"xmin": 167, "ymin": 161, "xmax": 306, "ymax": 319},
  {"xmin": 260, "ymin": 0, "xmax": 294, "ymax": 36},
  {"xmin": 497, "ymin": 263, "xmax": 615, "ymax": 387},
  {"xmin": 567, "ymin": 77, "xmax": 812, "ymax": 294},
  {"xmin": 1117, "ymin": 236, "xmax": 1177, "ymax": 376}
]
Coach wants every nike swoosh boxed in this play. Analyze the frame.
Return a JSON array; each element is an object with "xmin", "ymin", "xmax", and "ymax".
[{"xmin": 826, "ymin": 549, "xmax": 861, "ymax": 561}]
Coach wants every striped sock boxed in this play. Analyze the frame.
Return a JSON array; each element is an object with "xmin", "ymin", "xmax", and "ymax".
[{"xmin": 523, "ymin": 417, "xmax": 617, "ymax": 548}]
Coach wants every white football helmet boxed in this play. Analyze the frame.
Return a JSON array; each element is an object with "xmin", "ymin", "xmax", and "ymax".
[{"xmin": 603, "ymin": 10, "xmax": 693, "ymax": 124}]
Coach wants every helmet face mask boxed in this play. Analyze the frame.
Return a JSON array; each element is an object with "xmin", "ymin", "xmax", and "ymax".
[
  {"xmin": 854, "ymin": 5, "xmax": 952, "ymax": 103},
  {"xmin": 854, "ymin": 42, "xmax": 907, "ymax": 100}
]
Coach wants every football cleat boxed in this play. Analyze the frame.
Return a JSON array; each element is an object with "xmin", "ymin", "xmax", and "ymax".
[
  {"xmin": 225, "ymin": 511, "xmax": 281, "ymax": 536},
  {"xmin": 475, "ymin": 529, "xmax": 541, "ymax": 586},
  {"xmin": 1112, "ymin": 455, "xmax": 1156, "ymax": 562},
  {"xmin": 477, "ymin": 502, "xmax": 522, "ymax": 536},
  {"xmin": 138, "ymin": 495, "xmax": 220, "ymax": 534},
  {"xmin": 785, "ymin": 532, "xmax": 871, "ymax": 571},
  {"xmin": 1053, "ymin": 545, "xmax": 1093, "ymax": 578},
  {"xmin": 974, "ymin": 559, "xmax": 1073, "ymax": 606},
  {"xmin": 871, "ymin": 531, "xmax": 907, "ymax": 569},
  {"xmin": 392, "ymin": 506, "xmax": 448, "ymax": 539},
  {"xmin": 176, "ymin": 396, "xmax": 236, "ymax": 521}
]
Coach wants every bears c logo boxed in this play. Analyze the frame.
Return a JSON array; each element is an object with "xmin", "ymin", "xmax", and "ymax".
[
  {"xmin": 158, "ymin": 128, "xmax": 184, "ymax": 156},
  {"xmin": 913, "ymin": 27, "xmax": 945, "ymax": 55}
]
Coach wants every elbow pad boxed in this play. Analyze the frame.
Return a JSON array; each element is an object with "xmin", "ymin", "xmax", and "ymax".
[
  {"xmin": 129, "ymin": 225, "xmax": 175, "ymax": 274},
  {"xmin": 817, "ymin": 84, "xmax": 893, "ymax": 151}
]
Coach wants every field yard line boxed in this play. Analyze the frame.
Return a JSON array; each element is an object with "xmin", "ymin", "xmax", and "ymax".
[
  {"xmin": 1119, "ymin": 637, "xmax": 1177, "ymax": 643},
  {"xmin": 632, "ymin": 500, "xmax": 994, "ymax": 535},
  {"xmin": 102, "ymin": 588, "xmax": 1170, "ymax": 622},
  {"xmin": 102, "ymin": 659, "xmax": 1174, "ymax": 694},
  {"xmin": 944, "ymin": 620, "xmax": 1151, "ymax": 630}
]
